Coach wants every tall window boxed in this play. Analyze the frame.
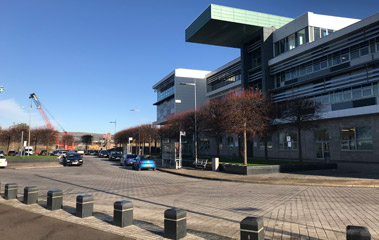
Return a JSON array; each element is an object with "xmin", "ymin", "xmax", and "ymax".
[
  {"xmin": 341, "ymin": 127, "xmax": 373, "ymax": 150},
  {"xmin": 279, "ymin": 132, "xmax": 298, "ymax": 150},
  {"xmin": 199, "ymin": 138, "xmax": 210, "ymax": 150},
  {"xmin": 288, "ymin": 34, "xmax": 296, "ymax": 50},
  {"xmin": 258, "ymin": 136, "xmax": 273, "ymax": 150},
  {"xmin": 297, "ymin": 29, "xmax": 306, "ymax": 46}
]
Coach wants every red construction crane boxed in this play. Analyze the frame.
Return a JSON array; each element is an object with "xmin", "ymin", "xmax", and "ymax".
[{"xmin": 29, "ymin": 93, "xmax": 73, "ymax": 150}]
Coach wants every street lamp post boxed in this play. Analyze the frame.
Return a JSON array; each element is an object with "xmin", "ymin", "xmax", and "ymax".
[
  {"xmin": 130, "ymin": 109, "xmax": 141, "ymax": 154},
  {"xmin": 21, "ymin": 99, "xmax": 33, "ymax": 156},
  {"xmin": 109, "ymin": 120, "xmax": 116, "ymax": 143},
  {"xmin": 180, "ymin": 80, "xmax": 198, "ymax": 164}
]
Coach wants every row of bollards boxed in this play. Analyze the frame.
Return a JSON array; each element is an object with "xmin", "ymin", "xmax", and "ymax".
[
  {"xmin": 1, "ymin": 183, "xmax": 186, "ymax": 239},
  {"xmin": 1, "ymin": 183, "xmax": 373, "ymax": 240}
]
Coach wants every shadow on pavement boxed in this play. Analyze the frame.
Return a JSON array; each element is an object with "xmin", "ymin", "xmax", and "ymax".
[{"xmin": 288, "ymin": 162, "xmax": 379, "ymax": 179}]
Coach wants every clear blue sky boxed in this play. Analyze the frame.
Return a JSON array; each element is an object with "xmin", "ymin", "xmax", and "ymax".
[{"xmin": 0, "ymin": 0, "xmax": 377, "ymax": 135}]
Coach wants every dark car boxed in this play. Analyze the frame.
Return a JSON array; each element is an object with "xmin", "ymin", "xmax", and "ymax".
[
  {"xmin": 63, "ymin": 152, "xmax": 83, "ymax": 166},
  {"xmin": 132, "ymin": 155, "xmax": 156, "ymax": 171},
  {"xmin": 120, "ymin": 154, "xmax": 137, "ymax": 166},
  {"xmin": 109, "ymin": 151, "xmax": 123, "ymax": 161},
  {"xmin": 39, "ymin": 150, "xmax": 48, "ymax": 156},
  {"xmin": 98, "ymin": 150, "xmax": 109, "ymax": 158},
  {"xmin": 7, "ymin": 151, "xmax": 17, "ymax": 156}
]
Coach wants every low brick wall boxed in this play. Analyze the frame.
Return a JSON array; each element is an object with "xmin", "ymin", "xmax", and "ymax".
[
  {"xmin": 220, "ymin": 163, "xmax": 338, "ymax": 175},
  {"xmin": 7, "ymin": 158, "xmax": 59, "ymax": 164}
]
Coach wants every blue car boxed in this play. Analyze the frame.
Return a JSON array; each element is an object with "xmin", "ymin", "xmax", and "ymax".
[
  {"xmin": 121, "ymin": 154, "xmax": 137, "ymax": 166},
  {"xmin": 132, "ymin": 155, "xmax": 156, "ymax": 171}
]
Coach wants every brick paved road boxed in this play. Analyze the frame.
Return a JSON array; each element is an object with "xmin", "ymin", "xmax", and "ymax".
[{"xmin": 1, "ymin": 156, "xmax": 379, "ymax": 239}]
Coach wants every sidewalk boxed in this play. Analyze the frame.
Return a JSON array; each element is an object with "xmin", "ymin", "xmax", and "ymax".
[
  {"xmin": 0, "ymin": 202, "xmax": 131, "ymax": 240},
  {"xmin": 157, "ymin": 162, "xmax": 379, "ymax": 188}
]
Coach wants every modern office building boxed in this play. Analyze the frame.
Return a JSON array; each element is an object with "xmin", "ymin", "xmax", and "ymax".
[
  {"xmin": 152, "ymin": 69, "xmax": 210, "ymax": 124},
  {"xmin": 153, "ymin": 4, "xmax": 379, "ymax": 162}
]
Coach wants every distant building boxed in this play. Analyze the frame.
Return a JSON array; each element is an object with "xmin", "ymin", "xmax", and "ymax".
[{"xmin": 152, "ymin": 69, "xmax": 210, "ymax": 124}]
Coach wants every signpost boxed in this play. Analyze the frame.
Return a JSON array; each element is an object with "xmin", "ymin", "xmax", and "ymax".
[{"xmin": 179, "ymin": 131, "xmax": 185, "ymax": 169}]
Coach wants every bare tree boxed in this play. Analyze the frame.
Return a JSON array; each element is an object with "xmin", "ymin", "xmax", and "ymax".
[
  {"xmin": 224, "ymin": 89, "xmax": 271, "ymax": 165},
  {"xmin": 39, "ymin": 128, "xmax": 58, "ymax": 153},
  {"xmin": 198, "ymin": 100, "xmax": 227, "ymax": 156},
  {"xmin": 279, "ymin": 97, "xmax": 322, "ymax": 162},
  {"xmin": 62, "ymin": 134, "xmax": 74, "ymax": 147},
  {"xmin": 81, "ymin": 135, "xmax": 93, "ymax": 153}
]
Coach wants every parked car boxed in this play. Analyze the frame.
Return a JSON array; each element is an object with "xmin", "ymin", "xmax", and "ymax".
[
  {"xmin": 0, "ymin": 150, "xmax": 4, "ymax": 156},
  {"xmin": 7, "ymin": 150, "xmax": 17, "ymax": 156},
  {"xmin": 120, "ymin": 154, "xmax": 137, "ymax": 166},
  {"xmin": 109, "ymin": 151, "xmax": 123, "ymax": 161},
  {"xmin": 132, "ymin": 155, "xmax": 156, "ymax": 171},
  {"xmin": 0, "ymin": 155, "xmax": 7, "ymax": 168},
  {"xmin": 98, "ymin": 150, "xmax": 109, "ymax": 158},
  {"xmin": 62, "ymin": 151, "xmax": 83, "ymax": 166},
  {"xmin": 39, "ymin": 150, "xmax": 48, "ymax": 156},
  {"xmin": 77, "ymin": 150, "xmax": 84, "ymax": 156}
]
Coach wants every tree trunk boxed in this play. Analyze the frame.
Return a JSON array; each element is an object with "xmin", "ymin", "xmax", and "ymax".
[
  {"xmin": 264, "ymin": 135, "xmax": 268, "ymax": 161},
  {"xmin": 149, "ymin": 136, "xmax": 152, "ymax": 155},
  {"xmin": 243, "ymin": 121, "xmax": 248, "ymax": 165},
  {"xmin": 298, "ymin": 128, "xmax": 303, "ymax": 162},
  {"xmin": 216, "ymin": 135, "xmax": 220, "ymax": 157}
]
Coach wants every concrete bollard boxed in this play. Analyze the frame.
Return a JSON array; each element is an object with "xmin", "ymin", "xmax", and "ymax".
[
  {"xmin": 23, "ymin": 186, "xmax": 39, "ymax": 204},
  {"xmin": 47, "ymin": 189, "xmax": 63, "ymax": 210},
  {"xmin": 240, "ymin": 216, "xmax": 264, "ymax": 240},
  {"xmin": 114, "ymin": 200, "xmax": 133, "ymax": 227},
  {"xmin": 347, "ymin": 225, "xmax": 371, "ymax": 240},
  {"xmin": 76, "ymin": 194, "xmax": 94, "ymax": 218},
  {"xmin": 212, "ymin": 157, "xmax": 219, "ymax": 171},
  {"xmin": 5, "ymin": 183, "xmax": 18, "ymax": 200},
  {"xmin": 164, "ymin": 208, "xmax": 187, "ymax": 239}
]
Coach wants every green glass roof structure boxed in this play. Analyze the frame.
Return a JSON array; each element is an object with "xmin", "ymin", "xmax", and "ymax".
[{"xmin": 185, "ymin": 4, "xmax": 293, "ymax": 48}]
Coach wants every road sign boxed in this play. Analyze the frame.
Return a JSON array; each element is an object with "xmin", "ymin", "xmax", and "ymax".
[
  {"xmin": 286, "ymin": 136, "xmax": 291, "ymax": 142},
  {"xmin": 287, "ymin": 142, "xmax": 292, "ymax": 148},
  {"xmin": 180, "ymin": 131, "xmax": 186, "ymax": 136}
]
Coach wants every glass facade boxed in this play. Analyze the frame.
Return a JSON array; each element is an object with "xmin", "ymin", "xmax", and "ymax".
[{"xmin": 341, "ymin": 127, "xmax": 373, "ymax": 150}]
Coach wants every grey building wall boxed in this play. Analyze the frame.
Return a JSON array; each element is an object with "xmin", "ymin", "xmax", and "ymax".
[
  {"xmin": 156, "ymin": 98, "xmax": 175, "ymax": 123},
  {"xmin": 251, "ymin": 114, "xmax": 379, "ymax": 162},
  {"xmin": 175, "ymin": 76, "xmax": 207, "ymax": 113}
]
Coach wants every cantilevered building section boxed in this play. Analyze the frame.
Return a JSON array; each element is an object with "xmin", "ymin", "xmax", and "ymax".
[{"xmin": 185, "ymin": 4, "xmax": 293, "ymax": 48}]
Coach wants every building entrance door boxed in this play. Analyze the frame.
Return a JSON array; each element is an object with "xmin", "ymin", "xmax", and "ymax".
[{"xmin": 316, "ymin": 141, "xmax": 330, "ymax": 160}]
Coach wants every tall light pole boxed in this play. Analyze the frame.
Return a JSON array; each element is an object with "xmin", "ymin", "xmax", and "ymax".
[
  {"xmin": 109, "ymin": 121, "xmax": 116, "ymax": 145},
  {"xmin": 180, "ymin": 80, "xmax": 198, "ymax": 163},
  {"xmin": 130, "ymin": 108, "xmax": 141, "ymax": 154},
  {"xmin": 21, "ymin": 98, "xmax": 33, "ymax": 156}
]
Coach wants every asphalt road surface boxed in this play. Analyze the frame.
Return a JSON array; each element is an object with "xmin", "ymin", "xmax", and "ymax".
[{"xmin": 1, "ymin": 156, "xmax": 379, "ymax": 239}]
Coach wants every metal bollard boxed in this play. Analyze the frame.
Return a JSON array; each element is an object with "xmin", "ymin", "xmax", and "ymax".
[
  {"xmin": 23, "ymin": 186, "xmax": 38, "ymax": 204},
  {"xmin": 164, "ymin": 208, "xmax": 187, "ymax": 240},
  {"xmin": 114, "ymin": 200, "xmax": 133, "ymax": 227},
  {"xmin": 76, "ymin": 194, "xmax": 94, "ymax": 218},
  {"xmin": 47, "ymin": 189, "xmax": 63, "ymax": 210},
  {"xmin": 240, "ymin": 216, "xmax": 264, "ymax": 240},
  {"xmin": 5, "ymin": 183, "xmax": 18, "ymax": 200},
  {"xmin": 347, "ymin": 225, "xmax": 371, "ymax": 240}
]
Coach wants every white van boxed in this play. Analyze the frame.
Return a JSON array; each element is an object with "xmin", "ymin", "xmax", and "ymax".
[{"xmin": 24, "ymin": 146, "xmax": 34, "ymax": 155}]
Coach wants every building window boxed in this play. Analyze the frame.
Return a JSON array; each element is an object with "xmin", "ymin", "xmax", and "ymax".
[
  {"xmin": 227, "ymin": 136, "xmax": 234, "ymax": 149},
  {"xmin": 279, "ymin": 132, "xmax": 298, "ymax": 150},
  {"xmin": 343, "ymin": 89, "xmax": 352, "ymax": 100},
  {"xmin": 297, "ymin": 29, "xmax": 306, "ymax": 46},
  {"xmin": 288, "ymin": 34, "xmax": 296, "ymax": 50},
  {"xmin": 199, "ymin": 138, "xmax": 210, "ymax": 150},
  {"xmin": 314, "ymin": 27, "xmax": 321, "ymax": 41},
  {"xmin": 341, "ymin": 127, "xmax": 372, "ymax": 151},
  {"xmin": 362, "ymin": 84, "xmax": 373, "ymax": 97},
  {"xmin": 258, "ymin": 136, "xmax": 273, "ymax": 150}
]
